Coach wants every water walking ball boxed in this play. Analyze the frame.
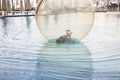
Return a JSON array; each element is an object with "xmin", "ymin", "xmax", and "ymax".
[{"xmin": 35, "ymin": 0, "xmax": 95, "ymax": 41}]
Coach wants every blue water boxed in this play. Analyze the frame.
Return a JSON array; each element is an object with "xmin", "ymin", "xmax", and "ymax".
[{"xmin": 0, "ymin": 12, "xmax": 120, "ymax": 80}]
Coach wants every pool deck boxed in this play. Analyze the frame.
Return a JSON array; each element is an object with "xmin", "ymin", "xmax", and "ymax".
[{"xmin": 0, "ymin": 14, "xmax": 35, "ymax": 18}]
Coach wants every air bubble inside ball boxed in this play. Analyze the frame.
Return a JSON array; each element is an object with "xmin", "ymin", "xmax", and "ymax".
[{"xmin": 35, "ymin": 0, "xmax": 94, "ymax": 41}]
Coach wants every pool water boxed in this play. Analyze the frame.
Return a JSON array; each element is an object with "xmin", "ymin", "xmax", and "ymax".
[{"xmin": 0, "ymin": 12, "xmax": 120, "ymax": 80}]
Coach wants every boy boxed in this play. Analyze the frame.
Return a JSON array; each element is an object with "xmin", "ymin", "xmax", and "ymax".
[{"xmin": 56, "ymin": 30, "xmax": 73, "ymax": 43}]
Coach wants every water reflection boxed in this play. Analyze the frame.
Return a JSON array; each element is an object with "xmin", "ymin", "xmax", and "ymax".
[
  {"xmin": 0, "ymin": 16, "xmax": 93, "ymax": 80},
  {"xmin": 0, "ymin": 12, "xmax": 119, "ymax": 80},
  {"xmin": 44, "ymin": 15, "xmax": 49, "ymax": 28},
  {"xmin": 26, "ymin": 17, "xmax": 31, "ymax": 29},
  {"xmin": 54, "ymin": 15, "xmax": 58, "ymax": 26},
  {"xmin": 36, "ymin": 42, "xmax": 93, "ymax": 80},
  {"xmin": 84, "ymin": 13, "xmax": 120, "ymax": 80},
  {"xmin": 1, "ymin": 17, "xmax": 8, "ymax": 36}
]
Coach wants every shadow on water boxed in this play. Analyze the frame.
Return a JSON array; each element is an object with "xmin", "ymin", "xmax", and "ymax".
[{"xmin": 35, "ymin": 41, "xmax": 93, "ymax": 80}]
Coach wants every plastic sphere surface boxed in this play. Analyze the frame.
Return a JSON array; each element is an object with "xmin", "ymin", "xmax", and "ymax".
[{"xmin": 35, "ymin": 0, "xmax": 94, "ymax": 40}]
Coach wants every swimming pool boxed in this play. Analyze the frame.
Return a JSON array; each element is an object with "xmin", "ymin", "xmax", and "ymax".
[{"xmin": 0, "ymin": 12, "xmax": 120, "ymax": 80}]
